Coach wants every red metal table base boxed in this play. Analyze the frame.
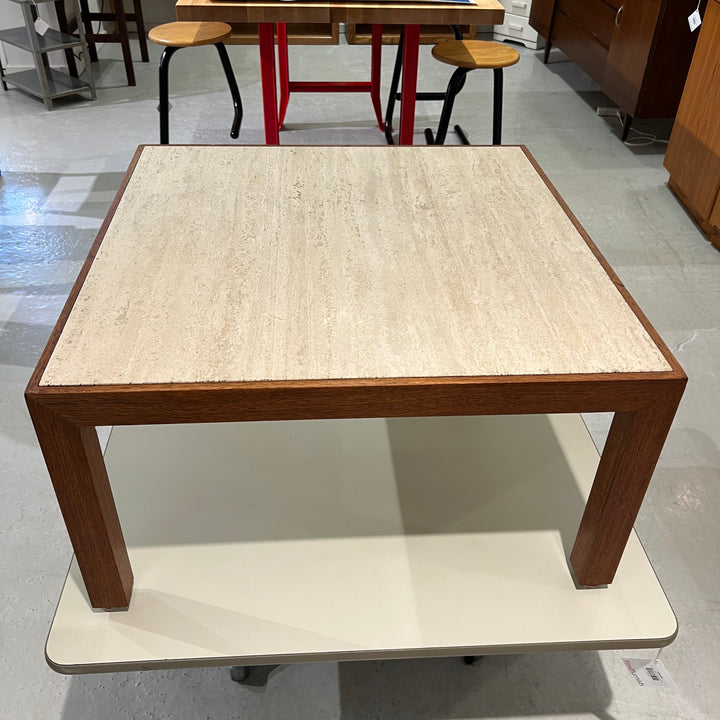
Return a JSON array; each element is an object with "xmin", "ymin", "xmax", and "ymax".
[
  {"xmin": 258, "ymin": 22, "xmax": 422, "ymax": 145},
  {"xmin": 258, "ymin": 23, "xmax": 280, "ymax": 145},
  {"xmin": 276, "ymin": 23, "xmax": 385, "ymax": 131}
]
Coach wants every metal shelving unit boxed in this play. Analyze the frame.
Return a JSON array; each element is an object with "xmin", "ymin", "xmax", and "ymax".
[{"xmin": 0, "ymin": 0, "xmax": 95, "ymax": 109}]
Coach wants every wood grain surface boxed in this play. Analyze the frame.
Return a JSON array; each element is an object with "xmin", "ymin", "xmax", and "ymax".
[
  {"xmin": 175, "ymin": 0, "xmax": 506, "ymax": 26},
  {"xmin": 148, "ymin": 21, "xmax": 232, "ymax": 47},
  {"xmin": 431, "ymin": 39, "xmax": 520, "ymax": 69}
]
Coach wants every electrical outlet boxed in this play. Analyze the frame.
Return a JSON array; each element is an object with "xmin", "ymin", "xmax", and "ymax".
[{"xmin": 596, "ymin": 107, "xmax": 620, "ymax": 117}]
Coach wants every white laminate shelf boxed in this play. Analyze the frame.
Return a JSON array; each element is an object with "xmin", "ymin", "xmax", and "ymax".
[{"xmin": 46, "ymin": 414, "xmax": 676, "ymax": 674}]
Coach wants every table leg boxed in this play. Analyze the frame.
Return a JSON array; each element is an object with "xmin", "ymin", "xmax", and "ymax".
[
  {"xmin": 27, "ymin": 401, "xmax": 133, "ymax": 610},
  {"xmin": 398, "ymin": 24, "xmax": 420, "ymax": 145},
  {"xmin": 570, "ymin": 388, "xmax": 684, "ymax": 586},
  {"xmin": 258, "ymin": 22, "xmax": 280, "ymax": 145},
  {"xmin": 277, "ymin": 23, "xmax": 290, "ymax": 129},
  {"xmin": 370, "ymin": 24, "xmax": 384, "ymax": 131}
]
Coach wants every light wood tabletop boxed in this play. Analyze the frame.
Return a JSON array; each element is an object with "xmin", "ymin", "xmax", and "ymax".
[
  {"xmin": 26, "ymin": 145, "xmax": 686, "ymax": 611},
  {"xmin": 175, "ymin": 0, "xmax": 506, "ymax": 26}
]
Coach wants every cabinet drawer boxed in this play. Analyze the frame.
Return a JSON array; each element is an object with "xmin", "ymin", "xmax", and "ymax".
[
  {"xmin": 498, "ymin": 0, "xmax": 532, "ymax": 19},
  {"xmin": 558, "ymin": 0, "xmax": 616, "ymax": 47},
  {"xmin": 552, "ymin": 10, "xmax": 609, "ymax": 85},
  {"xmin": 494, "ymin": 13, "xmax": 540, "ymax": 41}
]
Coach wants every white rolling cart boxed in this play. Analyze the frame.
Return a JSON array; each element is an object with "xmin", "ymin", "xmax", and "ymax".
[{"xmin": 46, "ymin": 414, "xmax": 676, "ymax": 676}]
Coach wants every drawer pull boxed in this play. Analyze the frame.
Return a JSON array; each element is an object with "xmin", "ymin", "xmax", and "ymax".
[
  {"xmin": 509, "ymin": 23, "xmax": 524, "ymax": 31},
  {"xmin": 511, "ymin": 1, "xmax": 527, "ymax": 7},
  {"xmin": 615, "ymin": 5, "xmax": 624, "ymax": 28}
]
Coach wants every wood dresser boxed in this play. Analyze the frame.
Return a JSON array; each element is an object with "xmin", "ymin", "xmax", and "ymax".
[
  {"xmin": 529, "ymin": 0, "xmax": 705, "ymax": 140},
  {"xmin": 664, "ymin": 0, "xmax": 720, "ymax": 250}
]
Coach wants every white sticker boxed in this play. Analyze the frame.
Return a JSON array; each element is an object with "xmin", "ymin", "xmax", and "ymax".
[
  {"xmin": 622, "ymin": 658, "xmax": 678, "ymax": 691},
  {"xmin": 34, "ymin": 17, "xmax": 51, "ymax": 36},
  {"xmin": 688, "ymin": 9, "xmax": 702, "ymax": 31}
]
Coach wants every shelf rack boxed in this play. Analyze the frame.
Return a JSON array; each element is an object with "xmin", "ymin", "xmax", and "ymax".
[{"xmin": 0, "ymin": 0, "xmax": 95, "ymax": 109}]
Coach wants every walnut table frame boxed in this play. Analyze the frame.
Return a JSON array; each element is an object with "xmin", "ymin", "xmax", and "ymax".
[{"xmin": 26, "ymin": 145, "xmax": 686, "ymax": 611}]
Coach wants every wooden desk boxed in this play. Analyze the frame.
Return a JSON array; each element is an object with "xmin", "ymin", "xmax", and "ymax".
[
  {"xmin": 26, "ymin": 145, "xmax": 685, "ymax": 611},
  {"xmin": 174, "ymin": 0, "xmax": 506, "ymax": 143}
]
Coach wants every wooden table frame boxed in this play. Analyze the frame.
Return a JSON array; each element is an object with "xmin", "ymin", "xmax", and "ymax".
[
  {"xmin": 26, "ymin": 146, "xmax": 686, "ymax": 610},
  {"xmin": 174, "ymin": 0, "xmax": 506, "ymax": 144}
]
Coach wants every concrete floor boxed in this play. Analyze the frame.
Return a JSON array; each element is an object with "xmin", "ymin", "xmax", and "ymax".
[{"xmin": 1, "ymin": 32, "xmax": 719, "ymax": 720}]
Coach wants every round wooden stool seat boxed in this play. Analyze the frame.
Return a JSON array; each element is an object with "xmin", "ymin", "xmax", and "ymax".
[
  {"xmin": 149, "ymin": 21, "xmax": 232, "ymax": 48},
  {"xmin": 431, "ymin": 40, "xmax": 521, "ymax": 71}
]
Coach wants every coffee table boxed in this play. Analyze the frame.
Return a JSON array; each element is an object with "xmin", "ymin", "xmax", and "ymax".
[{"xmin": 26, "ymin": 145, "xmax": 686, "ymax": 611}]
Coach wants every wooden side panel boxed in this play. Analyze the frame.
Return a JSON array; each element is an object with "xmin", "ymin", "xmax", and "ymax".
[
  {"xmin": 601, "ymin": 0, "xmax": 661, "ymax": 116},
  {"xmin": 635, "ymin": 0, "xmax": 705, "ymax": 118},
  {"xmin": 529, "ymin": 0, "xmax": 555, "ymax": 37},
  {"xmin": 552, "ymin": 11, "xmax": 608, "ymax": 85},
  {"xmin": 664, "ymin": 0, "xmax": 720, "ymax": 219},
  {"xmin": 557, "ymin": 0, "xmax": 615, "ymax": 47}
]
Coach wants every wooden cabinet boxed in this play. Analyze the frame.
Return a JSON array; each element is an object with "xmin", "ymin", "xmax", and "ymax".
[
  {"xmin": 530, "ymin": 0, "xmax": 704, "ymax": 140},
  {"xmin": 664, "ymin": 0, "xmax": 720, "ymax": 249}
]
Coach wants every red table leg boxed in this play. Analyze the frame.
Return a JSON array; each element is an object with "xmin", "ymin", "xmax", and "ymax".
[
  {"xmin": 398, "ymin": 24, "xmax": 421, "ymax": 145},
  {"xmin": 370, "ymin": 24, "xmax": 384, "ymax": 131},
  {"xmin": 277, "ymin": 23, "xmax": 291, "ymax": 129},
  {"xmin": 258, "ymin": 22, "xmax": 280, "ymax": 145}
]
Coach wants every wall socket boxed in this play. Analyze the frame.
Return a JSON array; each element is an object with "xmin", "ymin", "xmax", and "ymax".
[{"xmin": 596, "ymin": 107, "xmax": 620, "ymax": 117}]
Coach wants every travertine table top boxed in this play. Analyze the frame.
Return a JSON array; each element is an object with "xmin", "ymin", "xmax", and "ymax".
[{"xmin": 40, "ymin": 145, "xmax": 671, "ymax": 387}]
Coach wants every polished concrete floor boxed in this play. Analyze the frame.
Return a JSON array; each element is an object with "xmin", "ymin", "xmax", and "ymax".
[{"xmin": 1, "ymin": 33, "xmax": 719, "ymax": 720}]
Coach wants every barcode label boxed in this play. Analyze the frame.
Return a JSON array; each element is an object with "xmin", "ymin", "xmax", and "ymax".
[{"xmin": 622, "ymin": 658, "xmax": 677, "ymax": 691}]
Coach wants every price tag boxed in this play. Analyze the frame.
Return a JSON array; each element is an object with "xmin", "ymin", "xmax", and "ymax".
[
  {"xmin": 688, "ymin": 9, "xmax": 702, "ymax": 31},
  {"xmin": 622, "ymin": 658, "xmax": 678, "ymax": 691},
  {"xmin": 34, "ymin": 17, "xmax": 51, "ymax": 36}
]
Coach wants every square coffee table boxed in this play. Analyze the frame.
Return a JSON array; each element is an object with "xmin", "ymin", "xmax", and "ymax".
[{"xmin": 26, "ymin": 145, "xmax": 686, "ymax": 610}]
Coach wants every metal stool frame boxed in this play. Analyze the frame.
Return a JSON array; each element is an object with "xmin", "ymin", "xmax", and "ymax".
[{"xmin": 158, "ymin": 42, "xmax": 242, "ymax": 145}]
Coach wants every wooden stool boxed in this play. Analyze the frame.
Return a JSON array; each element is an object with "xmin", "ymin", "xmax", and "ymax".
[
  {"xmin": 148, "ymin": 22, "xmax": 242, "ymax": 145},
  {"xmin": 425, "ymin": 40, "xmax": 520, "ymax": 145},
  {"xmin": 79, "ymin": 0, "xmax": 148, "ymax": 86}
]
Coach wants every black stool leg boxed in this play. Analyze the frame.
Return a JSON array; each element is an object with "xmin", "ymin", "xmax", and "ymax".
[
  {"xmin": 492, "ymin": 68, "xmax": 503, "ymax": 145},
  {"xmin": 158, "ymin": 46, "xmax": 178, "ymax": 145},
  {"xmin": 432, "ymin": 68, "xmax": 469, "ymax": 145},
  {"xmin": 384, "ymin": 27, "xmax": 405, "ymax": 145},
  {"xmin": 215, "ymin": 42, "xmax": 243, "ymax": 140},
  {"xmin": 621, "ymin": 114, "xmax": 633, "ymax": 142}
]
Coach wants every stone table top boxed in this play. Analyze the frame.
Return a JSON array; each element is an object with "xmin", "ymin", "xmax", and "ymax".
[{"xmin": 40, "ymin": 145, "xmax": 671, "ymax": 388}]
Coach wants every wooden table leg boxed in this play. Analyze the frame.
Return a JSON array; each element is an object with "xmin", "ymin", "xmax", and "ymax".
[
  {"xmin": 570, "ymin": 385, "xmax": 685, "ymax": 586},
  {"xmin": 258, "ymin": 22, "xmax": 280, "ymax": 145},
  {"xmin": 26, "ymin": 401, "xmax": 133, "ymax": 610},
  {"xmin": 398, "ymin": 24, "xmax": 420, "ymax": 145}
]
